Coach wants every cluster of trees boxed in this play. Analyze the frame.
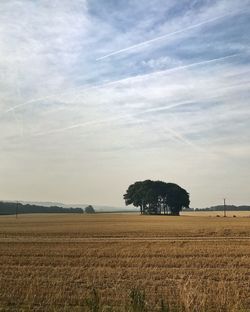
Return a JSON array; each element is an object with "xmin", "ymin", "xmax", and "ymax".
[
  {"xmin": 197, "ymin": 205, "xmax": 250, "ymax": 211},
  {"xmin": 124, "ymin": 180, "xmax": 189, "ymax": 215},
  {"xmin": 0, "ymin": 202, "xmax": 83, "ymax": 215},
  {"xmin": 0, "ymin": 202, "xmax": 100, "ymax": 215},
  {"xmin": 85, "ymin": 205, "xmax": 95, "ymax": 213},
  {"xmin": 0, "ymin": 201, "xmax": 98, "ymax": 215}
]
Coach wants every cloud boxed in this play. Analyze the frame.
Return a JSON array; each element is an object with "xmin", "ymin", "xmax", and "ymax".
[
  {"xmin": 0, "ymin": 0, "xmax": 89, "ymax": 111},
  {"xmin": 95, "ymin": 10, "xmax": 239, "ymax": 61},
  {"xmin": 3, "ymin": 52, "xmax": 241, "ymax": 115}
]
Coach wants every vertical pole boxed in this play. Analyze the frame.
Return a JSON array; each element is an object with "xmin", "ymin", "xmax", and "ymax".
[
  {"xmin": 223, "ymin": 198, "xmax": 226, "ymax": 217},
  {"xmin": 16, "ymin": 201, "xmax": 18, "ymax": 219}
]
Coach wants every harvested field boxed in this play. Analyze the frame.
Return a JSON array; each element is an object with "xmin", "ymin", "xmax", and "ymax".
[
  {"xmin": 0, "ymin": 213, "xmax": 249, "ymax": 311},
  {"xmin": 1, "ymin": 212, "xmax": 250, "ymax": 238}
]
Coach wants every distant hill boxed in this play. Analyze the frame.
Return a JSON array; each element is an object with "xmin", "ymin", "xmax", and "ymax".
[
  {"xmin": 1, "ymin": 200, "xmax": 249, "ymax": 215},
  {"xmin": 18, "ymin": 201, "xmax": 138, "ymax": 213},
  {"xmin": 196, "ymin": 205, "xmax": 250, "ymax": 211},
  {"xmin": 0, "ymin": 200, "xmax": 138, "ymax": 215},
  {"xmin": 0, "ymin": 201, "xmax": 83, "ymax": 215}
]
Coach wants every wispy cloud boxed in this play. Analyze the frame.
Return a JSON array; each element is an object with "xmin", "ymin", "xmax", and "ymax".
[
  {"xmin": 96, "ymin": 11, "xmax": 241, "ymax": 61},
  {"xmin": 4, "ymin": 52, "xmax": 240, "ymax": 114}
]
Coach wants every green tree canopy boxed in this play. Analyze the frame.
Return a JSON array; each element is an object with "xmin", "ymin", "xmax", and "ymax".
[
  {"xmin": 85, "ymin": 205, "xmax": 95, "ymax": 214},
  {"xmin": 123, "ymin": 180, "xmax": 189, "ymax": 215}
]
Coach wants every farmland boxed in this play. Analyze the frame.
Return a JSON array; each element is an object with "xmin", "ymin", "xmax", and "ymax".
[{"xmin": 0, "ymin": 212, "xmax": 250, "ymax": 311}]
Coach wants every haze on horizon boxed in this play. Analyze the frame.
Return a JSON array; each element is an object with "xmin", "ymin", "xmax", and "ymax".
[{"xmin": 0, "ymin": 0, "xmax": 250, "ymax": 208}]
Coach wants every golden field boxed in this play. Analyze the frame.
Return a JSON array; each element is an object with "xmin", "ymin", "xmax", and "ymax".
[{"xmin": 0, "ymin": 212, "xmax": 249, "ymax": 311}]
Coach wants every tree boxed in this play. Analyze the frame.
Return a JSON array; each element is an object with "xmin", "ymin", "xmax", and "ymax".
[
  {"xmin": 123, "ymin": 180, "xmax": 156, "ymax": 214},
  {"xmin": 85, "ymin": 205, "xmax": 95, "ymax": 214},
  {"xmin": 164, "ymin": 183, "xmax": 190, "ymax": 216},
  {"xmin": 123, "ymin": 180, "xmax": 190, "ymax": 215}
]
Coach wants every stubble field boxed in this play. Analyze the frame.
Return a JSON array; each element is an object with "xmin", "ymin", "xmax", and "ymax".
[{"xmin": 0, "ymin": 212, "xmax": 249, "ymax": 311}]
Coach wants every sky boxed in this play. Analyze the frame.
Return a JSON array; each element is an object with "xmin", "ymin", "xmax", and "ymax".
[{"xmin": 0, "ymin": 0, "xmax": 250, "ymax": 208}]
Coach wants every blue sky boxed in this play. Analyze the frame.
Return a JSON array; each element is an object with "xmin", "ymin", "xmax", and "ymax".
[{"xmin": 0, "ymin": 0, "xmax": 250, "ymax": 207}]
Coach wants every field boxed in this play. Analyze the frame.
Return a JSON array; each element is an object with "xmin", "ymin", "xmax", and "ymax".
[{"xmin": 0, "ymin": 212, "xmax": 250, "ymax": 311}]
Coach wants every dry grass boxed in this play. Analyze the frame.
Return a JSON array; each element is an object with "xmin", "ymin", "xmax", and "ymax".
[
  {"xmin": 0, "ymin": 212, "xmax": 250, "ymax": 238},
  {"xmin": 0, "ymin": 213, "xmax": 249, "ymax": 311}
]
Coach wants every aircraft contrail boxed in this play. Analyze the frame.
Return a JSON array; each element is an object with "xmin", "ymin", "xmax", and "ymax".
[
  {"xmin": 34, "ymin": 96, "xmax": 218, "ymax": 150},
  {"xmin": 4, "ymin": 53, "xmax": 240, "ymax": 114},
  {"xmin": 35, "ymin": 112, "xmax": 200, "ymax": 150},
  {"xmin": 4, "ymin": 88, "xmax": 92, "ymax": 113},
  {"xmin": 99, "ymin": 53, "xmax": 239, "ymax": 86},
  {"xmin": 96, "ymin": 11, "xmax": 238, "ymax": 61},
  {"xmin": 35, "ymin": 81, "xmax": 238, "ymax": 137},
  {"xmin": 34, "ymin": 114, "xmax": 132, "ymax": 136},
  {"xmin": 59, "ymin": 53, "xmax": 239, "ymax": 101},
  {"xmin": 34, "ymin": 82, "xmax": 247, "ymax": 148}
]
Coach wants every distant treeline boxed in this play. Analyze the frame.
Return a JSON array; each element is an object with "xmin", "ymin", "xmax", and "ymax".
[
  {"xmin": 0, "ymin": 201, "xmax": 83, "ymax": 215},
  {"xmin": 196, "ymin": 205, "xmax": 250, "ymax": 211}
]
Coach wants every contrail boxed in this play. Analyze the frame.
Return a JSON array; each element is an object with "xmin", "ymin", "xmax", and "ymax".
[
  {"xmin": 35, "ymin": 113, "xmax": 200, "ymax": 150},
  {"xmin": 96, "ymin": 11, "xmax": 238, "ymax": 61},
  {"xmin": 66, "ymin": 53, "xmax": 239, "ymax": 97},
  {"xmin": 34, "ymin": 97, "xmax": 217, "ymax": 150},
  {"xmin": 34, "ymin": 116, "xmax": 126, "ymax": 137},
  {"xmin": 34, "ymin": 85, "xmax": 244, "ymax": 149},
  {"xmin": 34, "ymin": 95, "xmax": 221, "ymax": 136},
  {"xmin": 4, "ymin": 53, "xmax": 239, "ymax": 114},
  {"xmin": 4, "ymin": 88, "xmax": 92, "ymax": 113},
  {"xmin": 99, "ymin": 53, "xmax": 239, "ymax": 86}
]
